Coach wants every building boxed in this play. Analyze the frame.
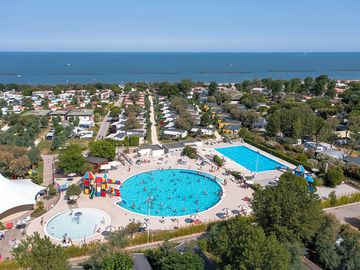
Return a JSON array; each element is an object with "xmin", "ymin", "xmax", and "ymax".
[
  {"xmin": 162, "ymin": 142, "xmax": 185, "ymax": 156},
  {"xmin": 223, "ymin": 124, "xmax": 241, "ymax": 135},
  {"xmin": 162, "ymin": 128, "xmax": 188, "ymax": 139},
  {"xmin": 190, "ymin": 126, "xmax": 215, "ymax": 136},
  {"xmin": 137, "ymin": 144, "xmax": 164, "ymax": 157},
  {"xmin": 251, "ymin": 118, "xmax": 267, "ymax": 131},
  {"xmin": 66, "ymin": 109, "xmax": 94, "ymax": 128}
]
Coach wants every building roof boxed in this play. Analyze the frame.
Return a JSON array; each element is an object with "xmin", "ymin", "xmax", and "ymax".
[
  {"xmin": 23, "ymin": 110, "xmax": 51, "ymax": 116},
  {"xmin": 138, "ymin": 144, "xmax": 163, "ymax": 151},
  {"xmin": 343, "ymin": 156, "xmax": 360, "ymax": 165},
  {"xmin": 132, "ymin": 253, "xmax": 152, "ymax": 270},
  {"xmin": 49, "ymin": 110, "xmax": 67, "ymax": 116},
  {"xmin": 86, "ymin": 156, "xmax": 108, "ymax": 165},
  {"xmin": 67, "ymin": 109, "xmax": 94, "ymax": 116},
  {"xmin": 223, "ymin": 124, "xmax": 241, "ymax": 131},
  {"xmin": 0, "ymin": 174, "xmax": 45, "ymax": 217},
  {"xmin": 162, "ymin": 142, "xmax": 184, "ymax": 149}
]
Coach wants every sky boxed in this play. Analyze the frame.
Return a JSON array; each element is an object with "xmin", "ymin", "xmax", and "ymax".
[{"xmin": 0, "ymin": 0, "xmax": 359, "ymax": 52}]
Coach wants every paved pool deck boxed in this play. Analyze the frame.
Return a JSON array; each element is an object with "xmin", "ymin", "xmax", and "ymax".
[{"xmin": 26, "ymin": 141, "xmax": 291, "ymax": 245}]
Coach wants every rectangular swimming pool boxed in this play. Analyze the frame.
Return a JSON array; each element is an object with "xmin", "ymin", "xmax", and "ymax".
[{"xmin": 215, "ymin": 145, "xmax": 284, "ymax": 172}]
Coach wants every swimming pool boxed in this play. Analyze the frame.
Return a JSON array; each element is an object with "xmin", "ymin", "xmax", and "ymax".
[
  {"xmin": 215, "ymin": 145, "xmax": 284, "ymax": 172},
  {"xmin": 118, "ymin": 169, "xmax": 223, "ymax": 217},
  {"xmin": 45, "ymin": 208, "xmax": 110, "ymax": 241}
]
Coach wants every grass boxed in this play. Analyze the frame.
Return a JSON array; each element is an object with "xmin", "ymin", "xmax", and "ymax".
[
  {"xmin": 321, "ymin": 192, "xmax": 360, "ymax": 208},
  {"xmin": 0, "ymin": 260, "xmax": 20, "ymax": 270},
  {"xmin": 36, "ymin": 160, "xmax": 44, "ymax": 184}
]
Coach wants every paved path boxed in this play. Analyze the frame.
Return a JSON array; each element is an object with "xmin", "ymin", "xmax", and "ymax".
[
  {"xmin": 149, "ymin": 95, "xmax": 160, "ymax": 145},
  {"xmin": 96, "ymin": 96, "xmax": 123, "ymax": 140},
  {"xmin": 41, "ymin": 154, "xmax": 56, "ymax": 186},
  {"xmin": 325, "ymin": 202, "xmax": 360, "ymax": 229}
]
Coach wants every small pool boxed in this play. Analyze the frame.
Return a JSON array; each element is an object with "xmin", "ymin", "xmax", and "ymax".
[
  {"xmin": 45, "ymin": 208, "xmax": 110, "ymax": 241},
  {"xmin": 118, "ymin": 169, "xmax": 223, "ymax": 217},
  {"xmin": 215, "ymin": 145, "xmax": 284, "ymax": 172}
]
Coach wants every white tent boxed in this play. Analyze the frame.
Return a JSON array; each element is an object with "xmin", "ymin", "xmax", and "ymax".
[{"xmin": 0, "ymin": 174, "xmax": 45, "ymax": 219}]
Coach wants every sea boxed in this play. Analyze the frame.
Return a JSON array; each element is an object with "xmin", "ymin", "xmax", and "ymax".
[{"xmin": 0, "ymin": 52, "xmax": 360, "ymax": 84}]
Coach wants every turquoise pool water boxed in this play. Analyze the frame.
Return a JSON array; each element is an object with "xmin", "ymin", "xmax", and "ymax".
[
  {"xmin": 118, "ymin": 169, "xmax": 222, "ymax": 217},
  {"xmin": 45, "ymin": 208, "xmax": 110, "ymax": 241},
  {"xmin": 215, "ymin": 146, "xmax": 284, "ymax": 172}
]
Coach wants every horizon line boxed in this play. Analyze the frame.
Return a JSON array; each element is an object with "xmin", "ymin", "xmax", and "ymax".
[{"xmin": 1, "ymin": 50, "xmax": 360, "ymax": 54}]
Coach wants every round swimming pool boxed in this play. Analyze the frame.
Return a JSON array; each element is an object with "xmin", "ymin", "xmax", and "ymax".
[
  {"xmin": 118, "ymin": 169, "xmax": 223, "ymax": 217},
  {"xmin": 45, "ymin": 208, "xmax": 111, "ymax": 241}
]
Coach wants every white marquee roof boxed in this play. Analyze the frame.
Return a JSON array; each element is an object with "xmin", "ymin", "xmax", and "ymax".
[{"xmin": 0, "ymin": 173, "xmax": 45, "ymax": 216}]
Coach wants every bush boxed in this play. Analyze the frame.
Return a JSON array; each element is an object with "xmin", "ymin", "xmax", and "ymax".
[
  {"xmin": 66, "ymin": 184, "xmax": 82, "ymax": 198},
  {"xmin": 129, "ymin": 136, "xmax": 140, "ymax": 146},
  {"xmin": 213, "ymin": 155, "xmax": 223, "ymax": 167},
  {"xmin": 100, "ymin": 252, "xmax": 133, "ymax": 270},
  {"xmin": 343, "ymin": 164, "xmax": 360, "ymax": 181},
  {"xmin": 325, "ymin": 167, "xmax": 344, "ymax": 188},
  {"xmin": 321, "ymin": 192, "xmax": 360, "ymax": 208},
  {"xmin": 47, "ymin": 184, "xmax": 58, "ymax": 196},
  {"xmin": 90, "ymin": 140, "xmax": 116, "ymax": 160},
  {"xmin": 183, "ymin": 146, "xmax": 197, "ymax": 159},
  {"xmin": 0, "ymin": 222, "xmax": 5, "ymax": 230}
]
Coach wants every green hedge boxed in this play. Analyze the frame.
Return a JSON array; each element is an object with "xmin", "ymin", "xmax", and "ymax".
[{"xmin": 243, "ymin": 138, "xmax": 312, "ymax": 171}]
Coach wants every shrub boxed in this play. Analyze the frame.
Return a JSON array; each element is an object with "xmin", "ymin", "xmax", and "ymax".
[
  {"xmin": 321, "ymin": 192, "xmax": 360, "ymax": 208},
  {"xmin": 329, "ymin": 191, "xmax": 337, "ymax": 207},
  {"xmin": 129, "ymin": 136, "xmax": 140, "ymax": 146},
  {"xmin": 343, "ymin": 164, "xmax": 360, "ymax": 181},
  {"xmin": 47, "ymin": 184, "xmax": 58, "ymax": 196},
  {"xmin": 213, "ymin": 155, "xmax": 223, "ymax": 167},
  {"xmin": 100, "ymin": 252, "xmax": 133, "ymax": 270},
  {"xmin": 66, "ymin": 184, "xmax": 82, "ymax": 198},
  {"xmin": 183, "ymin": 146, "xmax": 197, "ymax": 159},
  {"xmin": 0, "ymin": 222, "xmax": 5, "ymax": 230},
  {"xmin": 325, "ymin": 167, "xmax": 344, "ymax": 188}
]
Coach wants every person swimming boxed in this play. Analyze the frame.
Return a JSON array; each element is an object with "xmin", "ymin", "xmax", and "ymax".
[
  {"xmin": 195, "ymin": 200, "xmax": 199, "ymax": 205},
  {"xmin": 131, "ymin": 202, "xmax": 136, "ymax": 209},
  {"xmin": 203, "ymin": 190, "xmax": 208, "ymax": 195}
]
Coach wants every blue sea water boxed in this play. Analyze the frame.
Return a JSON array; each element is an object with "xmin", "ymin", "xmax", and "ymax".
[
  {"xmin": 118, "ymin": 169, "xmax": 222, "ymax": 217},
  {"xmin": 215, "ymin": 146, "xmax": 284, "ymax": 172},
  {"xmin": 0, "ymin": 52, "xmax": 360, "ymax": 84}
]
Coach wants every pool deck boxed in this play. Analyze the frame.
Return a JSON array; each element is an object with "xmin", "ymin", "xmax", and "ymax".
[{"xmin": 26, "ymin": 141, "xmax": 291, "ymax": 245}]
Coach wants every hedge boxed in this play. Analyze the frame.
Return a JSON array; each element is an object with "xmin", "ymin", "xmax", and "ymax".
[{"xmin": 243, "ymin": 138, "xmax": 312, "ymax": 171}]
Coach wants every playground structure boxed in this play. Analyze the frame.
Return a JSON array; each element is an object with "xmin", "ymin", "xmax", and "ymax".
[
  {"xmin": 276, "ymin": 164, "xmax": 315, "ymax": 192},
  {"xmin": 82, "ymin": 171, "xmax": 122, "ymax": 199},
  {"xmin": 294, "ymin": 165, "xmax": 316, "ymax": 193}
]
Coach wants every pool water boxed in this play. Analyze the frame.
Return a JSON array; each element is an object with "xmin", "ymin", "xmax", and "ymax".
[
  {"xmin": 215, "ymin": 146, "xmax": 284, "ymax": 172},
  {"xmin": 45, "ymin": 208, "xmax": 110, "ymax": 241},
  {"xmin": 118, "ymin": 169, "xmax": 222, "ymax": 217}
]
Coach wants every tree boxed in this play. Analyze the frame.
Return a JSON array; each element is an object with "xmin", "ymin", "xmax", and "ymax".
[
  {"xmin": 208, "ymin": 81, "xmax": 218, "ymax": 96},
  {"xmin": 326, "ymin": 80, "xmax": 337, "ymax": 98},
  {"xmin": 58, "ymin": 144, "xmax": 87, "ymax": 174},
  {"xmin": 200, "ymin": 112, "xmax": 211, "ymax": 127},
  {"xmin": 27, "ymin": 147, "xmax": 41, "ymax": 164},
  {"xmin": 100, "ymin": 252, "xmax": 133, "ymax": 270},
  {"xmin": 146, "ymin": 242, "xmax": 204, "ymax": 270},
  {"xmin": 207, "ymin": 217, "xmax": 290, "ymax": 270},
  {"xmin": 175, "ymin": 112, "xmax": 194, "ymax": 131},
  {"xmin": 110, "ymin": 106, "xmax": 121, "ymax": 117},
  {"xmin": 12, "ymin": 232, "xmax": 68, "ymax": 270},
  {"xmin": 129, "ymin": 92, "xmax": 140, "ymax": 104},
  {"xmin": 90, "ymin": 140, "xmax": 116, "ymax": 160},
  {"xmin": 125, "ymin": 115, "xmax": 141, "ymax": 130},
  {"xmin": 325, "ymin": 167, "xmax": 344, "ymax": 187},
  {"xmin": 252, "ymin": 172, "xmax": 323, "ymax": 242},
  {"xmin": 66, "ymin": 184, "xmax": 82, "ymax": 198},
  {"xmin": 313, "ymin": 214, "xmax": 342, "ymax": 269},
  {"xmin": 183, "ymin": 146, "xmax": 197, "ymax": 159},
  {"xmin": 178, "ymin": 79, "xmax": 193, "ymax": 95}
]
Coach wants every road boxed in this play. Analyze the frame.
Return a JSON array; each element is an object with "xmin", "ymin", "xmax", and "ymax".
[
  {"xmin": 41, "ymin": 154, "xmax": 56, "ymax": 186},
  {"xmin": 325, "ymin": 202, "xmax": 360, "ymax": 229},
  {"xmin": 96, "ymin": 96, "xmax": 123, "ymax": 140},
  {"xmin": 149, "ymin": 95, "xmax": 160, "ymax": 145}
]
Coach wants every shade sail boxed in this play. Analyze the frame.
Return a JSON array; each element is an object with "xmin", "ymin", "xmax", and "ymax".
[{"xmin": 0, "ymin": 174, "xmax": 45, "ymax": 217}]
